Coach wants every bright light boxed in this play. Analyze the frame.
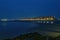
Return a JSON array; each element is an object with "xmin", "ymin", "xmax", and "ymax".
[{"xmin": 1, "ymin": 19, "xmax": 8, "ymax": 21}]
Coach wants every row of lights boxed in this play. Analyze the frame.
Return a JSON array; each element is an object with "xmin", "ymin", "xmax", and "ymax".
[
  {"xmin": 38, "ymin": 18, "xmax": 54, "ymax": 20},
  {"xmin": 38, "ymin": 21, "xmax": 54, "ymax": 24},
  {"xmin": 20, "ymin": 17, "xmax": 54, "ymax": 21}
]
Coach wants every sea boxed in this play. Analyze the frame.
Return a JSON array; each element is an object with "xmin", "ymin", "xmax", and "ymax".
[{"xmin": 0, "ymin": 21, "xmax": 60, "ymax": 40}]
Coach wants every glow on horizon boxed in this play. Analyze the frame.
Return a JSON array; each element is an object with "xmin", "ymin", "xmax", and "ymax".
[{"xmin": 1, "ymin": 19, "xmax": 8, "ymax": 21}]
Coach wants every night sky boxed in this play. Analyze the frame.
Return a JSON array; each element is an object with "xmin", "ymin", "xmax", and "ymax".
[{"xmin": 0, "ymin": 0, "xmax": 60, "ymax": 19}]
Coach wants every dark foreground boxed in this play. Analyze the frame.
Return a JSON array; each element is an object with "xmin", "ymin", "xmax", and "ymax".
[{"xmin": 4, "ymin": 32, "xmax": 60, "ymax": 40}]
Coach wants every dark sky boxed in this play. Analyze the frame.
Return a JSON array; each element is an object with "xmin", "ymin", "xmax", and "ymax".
[{"xmin": 0, "ymin": 0, "xmax": 60, "ymax": 19}]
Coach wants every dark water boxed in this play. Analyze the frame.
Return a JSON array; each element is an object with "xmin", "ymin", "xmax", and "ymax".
[
  {"xmin": 0, "ymin": 22, "xmax": 60, "ymax": 40},
  {"xmin": 0, "ymin": 22, "xmax": 38, "ymax": 40}
]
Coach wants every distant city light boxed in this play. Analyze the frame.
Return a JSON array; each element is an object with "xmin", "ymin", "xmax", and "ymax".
[
  {"xmin": 43, "ymin": 21, "xmax": 45, "ymax": 23},
  {"xmin": 47, "ymin": 21, "xmax": 49, "ymax": 23},
  {"xmin": 0, "ymin": 16, "xmax": 59, "ymax": 24},
  {"xmin": 1, "ymin": 19, "xmax": 8, "ymax": 21},
  {"xmin": 51, "ymin": 21, "xmax": 54, "ymax": 24}
]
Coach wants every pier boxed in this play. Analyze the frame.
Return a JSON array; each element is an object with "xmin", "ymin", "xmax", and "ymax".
[{"xmin": 0, "ymin": 16, "xmax": 60, "ymax": 24}]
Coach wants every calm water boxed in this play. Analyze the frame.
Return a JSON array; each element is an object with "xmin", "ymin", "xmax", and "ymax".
[
  {"xmin": 0, "ymin": 22, "xmax": 60, "ymax": 40},
  {"xmin": 0, "ymin": 22, "xmax": 38, "ymax": 40}
]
